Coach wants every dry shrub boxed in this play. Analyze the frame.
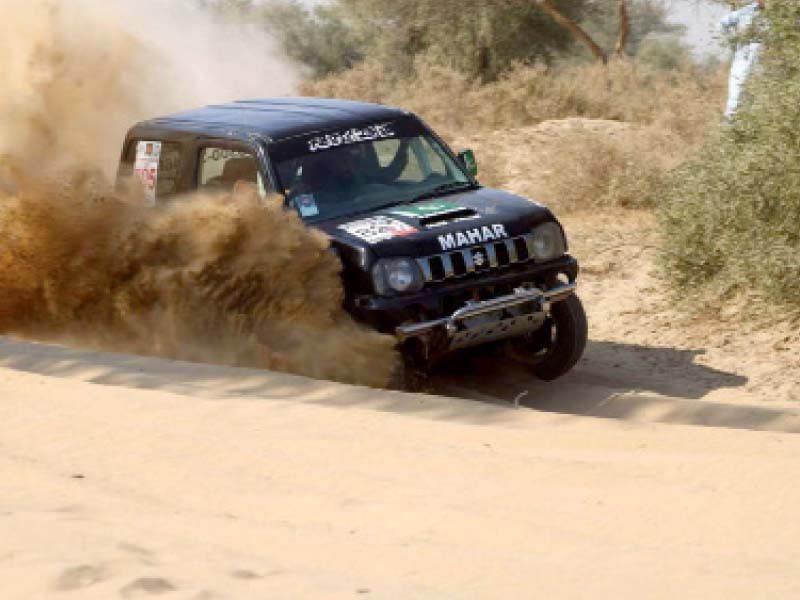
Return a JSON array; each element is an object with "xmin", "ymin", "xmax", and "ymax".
[
  {"xmin": 453, "ymin": 119, "xmax": 686, "ymax": 212},
  {"xmin": 531, "ymin": 127, "xmax": 685, "ymax": 210},
  {"xmin": 301, "ymin": 59, "xmax": 476, "ymax": 138},
  {"xmin": 299, "ymin": 59, "xmax": 392, "ymax": 105},
  {"xmin": 302, "ymin": 58, "xmax": 725, "ymax": 144}
]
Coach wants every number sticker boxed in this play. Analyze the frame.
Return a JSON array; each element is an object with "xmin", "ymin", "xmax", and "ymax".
[{"xmin": 133, "ymin": 141, "xmax": 162, "ymax": 205}]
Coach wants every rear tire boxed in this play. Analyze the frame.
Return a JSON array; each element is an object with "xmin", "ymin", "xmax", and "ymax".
[{"xmin": 509, "ymin": 294, "xmax": 588, "ymax": 381}]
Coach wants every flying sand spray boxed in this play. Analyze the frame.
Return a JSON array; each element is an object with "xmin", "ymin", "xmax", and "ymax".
[{"xmin": 0, "ymin": 0, "xmax": 398, "ymax": 387}]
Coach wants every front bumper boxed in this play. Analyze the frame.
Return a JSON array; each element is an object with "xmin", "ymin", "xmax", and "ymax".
[{"xmin": 396, "ymin": 282, "xmax": 576, "ymax": 352}]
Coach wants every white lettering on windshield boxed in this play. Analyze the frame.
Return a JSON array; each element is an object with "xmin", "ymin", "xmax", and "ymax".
[{"xmin": 308, "ymin": 123, "xmax": 396, "ymax": 153}]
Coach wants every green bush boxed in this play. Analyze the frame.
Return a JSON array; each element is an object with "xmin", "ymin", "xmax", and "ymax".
[{"xmin": 659, "ymin": 3, "xmax": 800, "ymax": 310}]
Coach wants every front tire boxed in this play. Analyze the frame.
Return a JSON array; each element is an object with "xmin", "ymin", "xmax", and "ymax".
[
  {"xmin": 507, "ymin": 294, "xmax": 588, "ymax": 381},
  {"xmin": 388, "ymin": 353, "xmax": 428, "ymax": 392}
]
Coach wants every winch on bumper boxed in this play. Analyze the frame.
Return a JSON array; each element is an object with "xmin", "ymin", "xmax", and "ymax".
[{"xmin": 395, "ymin": 282, "xmax": 576, "ymax": 352}]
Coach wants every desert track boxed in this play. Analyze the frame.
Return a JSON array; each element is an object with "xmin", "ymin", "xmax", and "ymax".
[
  {"xmin": 3, "ymin": 203, "xmax": 799, "ymax": 600},
  {"xmin": 3, "ymin": 335, "xmax": 800, "ymax": 599}
]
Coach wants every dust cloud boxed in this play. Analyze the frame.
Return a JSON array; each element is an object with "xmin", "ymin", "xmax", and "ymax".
[
  {"xmin": 0, "ymin": 0, "xmax": 399, "ymax": 388},
  {"xmin": 0, "ymin": 0, "xmax": 299, "ymax": 175}
]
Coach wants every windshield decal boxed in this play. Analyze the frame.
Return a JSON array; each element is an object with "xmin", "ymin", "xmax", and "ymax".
[
  {"xmin": 293, "ymin": 193, "xmax": 319, "ymax": 218},
  {"xmin": 438, "ymin": 224, "xmax": 508, "ymax": 251},
  {"xmin": 308, "ymin": 123, "xmax": 395, "ymax": 153},
  {"xmin": 338, "ymin": 216, "xmax": 418, "ymax": 244}
]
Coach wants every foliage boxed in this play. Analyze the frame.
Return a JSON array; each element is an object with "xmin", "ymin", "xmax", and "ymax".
[
  {"xmin": 635, "ymin": 36, "xmax": 694, "ymax": 71},
  {"xmin": 333, "ymin": 0, "xmax": 590, "ymax": 81},
  {"xmin": 204, "ymin": 0, "xmax": 368, "ymax": 77},
  {"xmin": 256, "ymin": 1, "xmax": 367, "ymax": 77},
  {"xmin": 659, "ymin": 2, "xmax": 800, "ymax": 310},
  {"xmin": 209, "ymin": 0, "xmax": 697, "ymax": 79}
]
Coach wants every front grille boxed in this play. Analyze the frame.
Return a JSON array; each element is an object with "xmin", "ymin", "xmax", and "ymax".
[{"xmin": 417, "ymin": 234, "xmax": 537, "ymax": 284}]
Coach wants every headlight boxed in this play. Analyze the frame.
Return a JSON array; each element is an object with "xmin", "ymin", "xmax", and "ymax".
[
  {"xmin": 372, "ymin": 258, "xmax": 425, "ymax": 295},
  {"xmin": 531, "ymin": 222, "xmax": 566, "ymax": 261}
]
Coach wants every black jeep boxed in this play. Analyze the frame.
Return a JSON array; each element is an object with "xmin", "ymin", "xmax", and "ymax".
[{"xmin": 118, "ymin": 98, "xmax": 587, "ymax": 382}]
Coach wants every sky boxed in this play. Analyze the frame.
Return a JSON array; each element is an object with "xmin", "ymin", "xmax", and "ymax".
[{"xmin": 665, "ymin": 0, "xmax": 731, "ymax": 56}]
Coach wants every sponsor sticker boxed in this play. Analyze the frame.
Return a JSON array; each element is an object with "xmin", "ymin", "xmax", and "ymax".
[
  {"xmin": 308, "ymin": 123, "xmax": 395, "ymax": 153},
  {"xmin": 389, "ymin": 201, "xmax": 460, "ymax": 219},
  {"xmin": 338, "ymin": 216, "xmax": 418, "ymax": 244},
  {"xmin": 437, "ymin": 224, "xmax": 509, "ymax": 251},
  {"xmin": 294, "ymin": 193, "xmax": 320, "ymax": 218},
  {"xmin": 133, "ymin": 140, "xmax": 162, "ymax": 205}
]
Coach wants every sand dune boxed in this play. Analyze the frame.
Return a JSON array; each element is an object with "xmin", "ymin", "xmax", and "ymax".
[{"xmin": 3, "ymin": 336, "xmax": 800, "ymax": 599}]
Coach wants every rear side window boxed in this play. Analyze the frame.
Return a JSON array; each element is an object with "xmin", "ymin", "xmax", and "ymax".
[
  {"xmin": 124, "ymin": 140, "xmax": 183, "ymax": 204},
  {"xmin": 198, "ymin": 147, "xmax": 268, "ymax": 197}
]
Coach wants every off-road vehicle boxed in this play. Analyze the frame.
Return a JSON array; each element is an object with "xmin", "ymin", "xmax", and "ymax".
[{"xmin": 118, "ymin": 98, "xmax": 587, "ymax": 382}]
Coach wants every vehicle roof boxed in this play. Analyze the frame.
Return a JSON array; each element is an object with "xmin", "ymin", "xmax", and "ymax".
[{"xmin": 136, "ymin": 97, "xmax": 410, "ymax": 142}]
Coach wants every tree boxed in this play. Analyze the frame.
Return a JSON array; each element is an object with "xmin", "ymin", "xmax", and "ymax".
[
  {"xmin": 531, "ymin": 0, "xmax": 629, "ymax": 63},
  {"xmin": 257, "ymin": 1, "xmax": 368, "ymax": 77},
  {"xmin": 208, "ymin": 0, "xmax": 694, "ymax": 79},
  {"xmin": 584, "ymin": 0, "xmax": 687, "ymax": 58},
  {"xmin": 534, "ymin": 0, "xmax": 687, "ymax": 64},
  {"xmin": 205, "ymin": 0, "xmax": 368, "ymax": 77},
  {"xmin": 324, "ymin": 0, "xmax": 595, "ymax": 80}
]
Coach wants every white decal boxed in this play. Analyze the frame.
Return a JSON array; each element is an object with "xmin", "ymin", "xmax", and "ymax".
[
  {"xmin": 338, "ymin": 216, "xmax": 418, "ymax": 244},
  {"xmin": 133, "ymin": 141, "xmax": 162, "ymax": 205},
  {"xmin": 438, "ymin": 224, "xmax": 508, "ymax": 251},
  {"xmin": 308, "ymin": 123, "xmax": 395, "ymax": 153},
  {"xmin": 294, "ymin": 193, "xmax": 319, "ymax": 218}
]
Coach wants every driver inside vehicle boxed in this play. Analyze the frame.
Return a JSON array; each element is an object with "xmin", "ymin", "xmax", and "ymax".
[
  {"xmin": 295, "ymin": 149, "xmax": 358, "ymax": 208},
  {"xmin": 292, "ymin": 140, "xmax": 410, "ymax": 208}
]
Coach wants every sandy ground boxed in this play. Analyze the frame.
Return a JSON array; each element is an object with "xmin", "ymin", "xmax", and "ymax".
[
  {"xmin": 3, "ymin": 119, "xmax": 800, "ymax": 598},
  {"xmin": 2, "ymin": 337, "xmax": 800, "ymax": 600}
]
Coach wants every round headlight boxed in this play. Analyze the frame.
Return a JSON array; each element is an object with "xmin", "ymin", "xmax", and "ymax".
[
  {"xmin": 372, "ymin": 258, "xmax": 424, "ymax": 295},
  {"xmin": 531, "ymin": 222, "xmax": 566, "ymax": 261}
]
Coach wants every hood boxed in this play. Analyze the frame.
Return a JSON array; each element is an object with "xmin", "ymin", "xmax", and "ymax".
[{"xmin": 316, "ymin": 187, "xmax": 555, "ymax": 259}]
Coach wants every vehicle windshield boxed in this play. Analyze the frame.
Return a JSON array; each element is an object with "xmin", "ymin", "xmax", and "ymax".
[{"xmin": 271, "ymin": 118, "xmax": 472, "ymax": 222}]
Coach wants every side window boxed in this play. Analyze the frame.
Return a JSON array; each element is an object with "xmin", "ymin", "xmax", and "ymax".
[
  {"xmin": 127, "ymin": 140, "xmax": 183, "ymax": 204},
  {"xmin": 198, "ymin": 147, "xmax": 268, "ymax": 197}
]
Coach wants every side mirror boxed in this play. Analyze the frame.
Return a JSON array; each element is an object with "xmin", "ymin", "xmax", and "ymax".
[{"xmin": 457, "ymin": 149, "xmax": 478, "ymax": 178}]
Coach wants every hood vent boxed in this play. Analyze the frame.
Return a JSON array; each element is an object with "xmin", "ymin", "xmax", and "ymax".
[{"xmin": 419, "ymin": 208, "xmax": 478, "ymax": 228}]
